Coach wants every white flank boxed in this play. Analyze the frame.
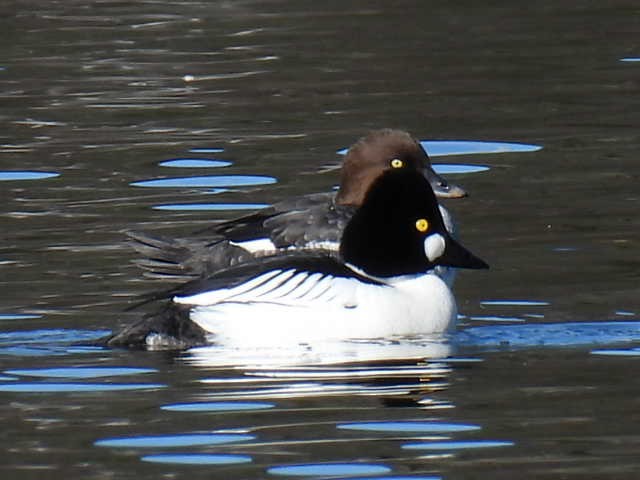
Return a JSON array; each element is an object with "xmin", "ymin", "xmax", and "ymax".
[{"xmin": 182, "ymin": 271, "xmax": 457, "ymax": 347}]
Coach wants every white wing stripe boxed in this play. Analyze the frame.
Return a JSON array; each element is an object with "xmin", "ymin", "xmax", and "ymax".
[
  {"xmin": 255, "ymin": 272, "xmax": 310, "ymax": 300},
  {"xmin": 175, "ymin": 269, "xmax": 284, "ymax": 305},
  {"xmin": 289, "ymin": 272, "xmax": 325, "ymax": 300},
  {"xmin": 231, "ymin": 269, "xmax": 296, "ymax": 300}
]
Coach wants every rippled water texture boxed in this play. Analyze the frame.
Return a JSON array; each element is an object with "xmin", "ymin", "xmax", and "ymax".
[{"xmin": 1, "ymin": 1, "xmax": 639, "ymax": 479}]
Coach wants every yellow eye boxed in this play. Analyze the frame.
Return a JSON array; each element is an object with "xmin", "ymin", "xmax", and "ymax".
[
  {"xmin": 415, "ymin": 218, "xmax": 429, "ymax": 232},
  {"xmin": 390, "ymin": 158, "xmax": 403, "ymax": 168}
]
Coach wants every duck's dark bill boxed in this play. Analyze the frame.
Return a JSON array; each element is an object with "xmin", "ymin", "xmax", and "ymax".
[
  {"xmin": 423, "ymin": 166, "xmax": 467, "ymax": 198},
  {"xmin": 439, "ymin": 238, "xmax": 489, "ymax": 269}
]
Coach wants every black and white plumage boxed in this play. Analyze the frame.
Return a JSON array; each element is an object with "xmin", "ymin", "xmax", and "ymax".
[
  {"xmin": 128, "ymin": 129, "xmax": 463, "ymax": 282},
  {"xmin": 107, "ymin": 168, "xmax": 487, "ymax": 349}
]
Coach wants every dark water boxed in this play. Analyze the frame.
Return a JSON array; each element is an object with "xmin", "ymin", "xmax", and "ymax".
[{"xmin": 2, "ymin": 1, "xmax": 640, "ymax": 478}]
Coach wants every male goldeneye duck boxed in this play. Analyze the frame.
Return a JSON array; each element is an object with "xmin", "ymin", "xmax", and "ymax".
[
  {"xmin": 107, "ymin": 168, "xmax": 487, "ymax": 349},
  {"xmin": 130, "ymin": 129, "xmax": 466, "ymax": 281}
]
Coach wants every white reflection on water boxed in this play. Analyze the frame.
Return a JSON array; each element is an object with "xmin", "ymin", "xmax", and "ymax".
[{"xmin": 186, "ymin": 336, "xmax": 453, "ymax": 368}]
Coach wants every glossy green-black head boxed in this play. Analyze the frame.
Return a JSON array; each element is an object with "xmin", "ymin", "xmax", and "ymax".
[{"xmin": 340, "ymin": 168, "xmax": 488, "ymax": 278}]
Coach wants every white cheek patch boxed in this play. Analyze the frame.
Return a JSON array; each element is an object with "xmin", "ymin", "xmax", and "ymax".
[{"xmin": 423, "ymin": 233, "xmax": 446, "ymax": 262}]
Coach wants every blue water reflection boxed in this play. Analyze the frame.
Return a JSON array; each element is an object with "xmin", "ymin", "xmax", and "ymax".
[
  {"xmin": 0, "ymin": 329, "xmax": 109, "ymax": 357},
  {"xmin": 433, "ymin": 164, "xmax": 490, "ymax": 174},
  {"xmin": 337, "ymin": 421, "xmax": 481, "ymax": 433},
  {"xmin": 159, "ymin": 159, "xmax": 232, "ymax": 168},
  {"xmin": 480, "ymin": 300, "xmax": 550, "ymax": 307},
  {"xmin": 0, "ymin": 313, "xmax": 42, "ymax": 320},
  {"xmin": 268, "ymin": 463, "xmax": 391, "ymax": 477},
  {"xmin": 189, "ymin": 147, "xmax": 225, "ymax": 153},
  {"xmin": 5, "ymin": 367, "xmax": 156, "ymax": 379},
  {"xmin": 131, "ymin": 175, "xmax": 276, "ymax": 188},
  {"xmin": 0, "ymin": 171, "xmax": 60, "ymax": 181},
  {"xmin": 457, "ymin": 321, "xmax": 640, "ymax": 350},
  {"xmin": 329, "ymin": 477, "xmax": 440, "ymax": 480},
  {"xmin": 402, "ymin": 440, "xmax": 514, "ymax": 450},
  {"xmin": 0, "ymin": 382, "xmax": 165, "ymax": 393},
  {"xmin": 141, "ymin": 453, "xmax": 252, "ymax": 465},
  {"xmin": 95, "ymin": 433, "xmax": 254, "ymax": 448},
  {"xmin": 0, "ymin": 346, "xmax": 105, "ymax": 357},
  {"xmin": 162, "ymin": 401, "xmax": 274, "ymax": 412},
  {"xmin": 591, "ymin": 348, "xmax": 640, "ymax": 356},
  {"xmin": 468, "ymin": 315, "xmax": 525, "ymax": 323},
  {"xmin": 333, "ymin": 475, "xmax": 442, "ymax": 480},
  {"xmin": 0, "ymin": 329, "xmax": 109, "ymax": 345},
  {"xmin": 420, "ymin": 140, "xmax": 541, "ymax": 156}
]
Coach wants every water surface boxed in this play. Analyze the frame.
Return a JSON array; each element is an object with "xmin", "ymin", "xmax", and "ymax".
[{"xmin": 1, "ymin": 2, "xmax": 639, "ymax": 479}]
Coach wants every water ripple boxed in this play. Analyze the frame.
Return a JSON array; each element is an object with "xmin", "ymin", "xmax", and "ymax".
[
  {"xmin": 153, "ymin": 203, "xmax": 269, "ymax": 211},
  {"xmin": 457, "ymin": 321, "xmax": 640, "ymax": 350}
]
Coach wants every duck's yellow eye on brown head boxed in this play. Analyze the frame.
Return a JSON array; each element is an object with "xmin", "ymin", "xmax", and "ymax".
[
  {"xmin": 390, "ymin": 158, "xmax": 404, "ymax": 168},
  {"xmin": 415, "ymin": 218, "xmax": 429, "ymax": 232}
]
